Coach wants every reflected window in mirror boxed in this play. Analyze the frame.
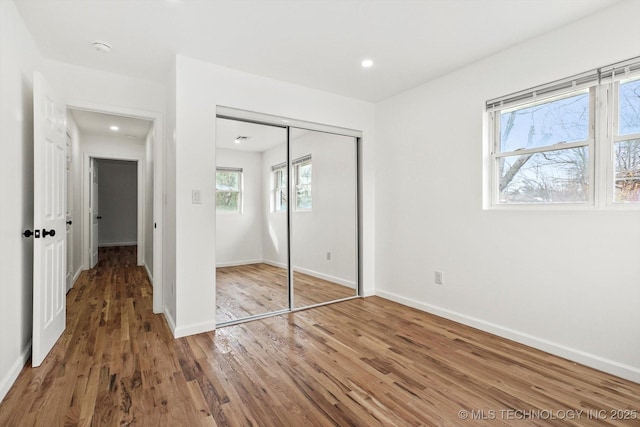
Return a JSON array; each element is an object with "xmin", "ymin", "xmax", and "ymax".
[
  {"xmin": 293, "ymin": 155, "xmax": 312, "ymax": 211},
  {"xmin": 272, "ymin": 163, "xmax": 287, "ymax": 212},
  {"xmin": 216, "ymin": 167, "xmax": 243, "ymax": 213}
]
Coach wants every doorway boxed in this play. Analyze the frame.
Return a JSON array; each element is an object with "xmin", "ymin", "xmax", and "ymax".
[
  {"xmin": 89, "ymin": 158, "xmax": 139, "ymax": 266},
  {"xmin": 215, "ymin": 113, "xmax": 360, "ymax": 326},
  {"xmin": 66, "ymin": 108, "xmax": 156, "ymax": 286}
]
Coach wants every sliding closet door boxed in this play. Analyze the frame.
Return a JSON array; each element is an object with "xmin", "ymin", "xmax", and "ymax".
[
  {"xmin": 215, "ymin": 118, "xmax": 289, "ymax": 324},
  {"xmin": 289, "ymin": 128, "xmax": 358, "ymax": 309}
]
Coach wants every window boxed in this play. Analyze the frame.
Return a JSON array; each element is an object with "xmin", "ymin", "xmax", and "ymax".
[
  {"xmin": 493, "ymin": 90, "xmax": 593, "ymax": 204},
  {"xmin": 272, "ymin": 163, "xmax": 287, "ymax": 212},
  {"xmin": 614, "ymin": 77, "xmax": 640, "ymax": 202},
  {"xmin": 216, "ymin": 168, "xmax": 242, "ymax": 212},
  {"xmin": 487, "ymin": 56, "xmax": 640, "ymax": 207},
  {"xmin": 293, "ymin": 155, "xmax": 312, "ymax": 210}
]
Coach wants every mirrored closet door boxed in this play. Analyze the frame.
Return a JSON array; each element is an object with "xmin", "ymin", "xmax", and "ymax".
[
  {"xmin": 289, "ymin": 128, "xmax": 358, "ymax": 309},
  {"xmin": 215, "ymin": 118, "xmax": 289, "ymax": 324},
  {"xmin": 215, "ymin": 116, "xmax": 359, "ymax": 326}
]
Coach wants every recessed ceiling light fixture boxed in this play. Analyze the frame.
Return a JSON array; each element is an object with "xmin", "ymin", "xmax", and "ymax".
[
  {"xmin": 361, "ymin": 59, "xmax": 374, "ymax": 68},
  {"xmin": 234, "ymin": 136, "xmax": 249, "ymax": 144},
  {"xmin": 92, "ymin": 40, "xmax": 112, "ymax": 53},
  {"xmin": 110, "ymin": 125, "xmax": 119, "ymax": 131}
]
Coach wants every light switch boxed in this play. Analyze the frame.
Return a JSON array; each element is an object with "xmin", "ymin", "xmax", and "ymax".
[{"xmin": 192, "ymin": 190, "xmax": 201, "ymax": 204}]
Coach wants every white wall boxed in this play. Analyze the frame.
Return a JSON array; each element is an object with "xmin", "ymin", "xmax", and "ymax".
[
  {"xmin": 173, "ymin": 55, "xmax": 375, "ymax": 337},
  {"xmin": 0, "ymin": 0, "xmax": 41, "ymax": 402},
  {"xmin": 375, "ymin": 0, "xmax": 640, "ymax": 382},
  {"xmin": 97, "ymin": 159, "xmax": 138, "ymax": 247},
  {"xmin": 215, "ymin": 149, "xmax": 264, "ymax": 266}
]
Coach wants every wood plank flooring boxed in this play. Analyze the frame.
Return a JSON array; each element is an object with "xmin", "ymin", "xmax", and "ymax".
[
  {"xmin": 216, "ymin": 264, "xmax": 356, "ymax": 323},
  {"xmin": 1, "ymin": 246, "xmax": 639, "ymax": 426}
]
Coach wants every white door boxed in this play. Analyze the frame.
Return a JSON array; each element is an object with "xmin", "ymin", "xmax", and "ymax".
[
  {"xmin": 32, "ymin": 72, "xmax": 67, "ymax": 367},
  {"xmin": 89, "ymin": 159, "xmax": 99, "ymax": 268}
]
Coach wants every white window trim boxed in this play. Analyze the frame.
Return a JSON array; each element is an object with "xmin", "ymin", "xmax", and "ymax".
[
  {"xmin": 292, "ymin": 155, "xmax": 312, "ymax": 212},
  {"xmin": 216, "ymin": 167, "xmax": 243, "ymax": 214},
  {"xmin": 489, "ymin": 88, "xmax": 595, "ymax": 208},
  {"xmin": 272, "ymin": 163, "xmax": 287, "ymax": 213},
  {"xmin": 605, "ymin": 75, "xmax": 640, "ymax": 209}
]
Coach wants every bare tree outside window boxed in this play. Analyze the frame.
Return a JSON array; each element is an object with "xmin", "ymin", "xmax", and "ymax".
[
  {"xmin": 498, "ymin": 92, "xmax": 590, "ymax": 203},
  {"xmin": 615, "ymin": 78, "xmax": 640, "ymax": 202}
]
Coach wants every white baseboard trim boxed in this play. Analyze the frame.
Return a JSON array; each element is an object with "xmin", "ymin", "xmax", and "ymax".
[
  {"xmin": 0, "ymin": 341, "xmax": 31, "ymax": 403},
  {"xmin": 98, "ymin": 242, "xmax": 137, "ymax": 248},
  {"xmin": 293, "ymin": 266, "xmax": 356, "ymax": 289},
  {"xmin": 144, "ymin": 263, "xmax": 153, "ymax": 284},
  {"xmin": 72, "ymin": 267, "xmax": 83, "ymax": 285},
  {"xmin": 216, "ymin": 259, "xmax": 262, "ymax": 268},
  {"xmin": 173, "ymin": 319, "xmax": 216, "ymax": 339},
  {"xmin": 163, "ymin": 309, "xmax": 176, "ymax": 336},
  {"xmin": 376, "ymin": 290, "xmax": 640, "ymax": 384},
  {"xmin": 260, "ymin": 259, "xmax": 355, "ymax": 289},
  {"xmin": 262, "ymin": 259, "xmax": 287, "ymax": 269}
]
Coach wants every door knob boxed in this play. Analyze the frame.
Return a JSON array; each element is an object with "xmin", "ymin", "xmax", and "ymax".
[
  {"xmin": 42, "ymin": 229, "xmax": 56, "ymax": 238},
  {"xmin": 97, "ymin": 216, "xmax": 102, "ymax": 220},
  {"xmin": 66, "ymin": 220, "xmax": 72, "ymax": 225},
  {"xmin": 23, "ymin": 229, "xmax": 33, "ymax": 238}
]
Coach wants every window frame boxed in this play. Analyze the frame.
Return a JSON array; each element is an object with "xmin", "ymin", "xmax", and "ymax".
[
  {"xmin": 215, "ymin": 167, "xmax": 243, "ymax": 214},
  {"xmin": 272, "ymin": 163, "xmax": 287, "ymax": 213},
  {"xmin": 292, "ymin": 155, "xmax": 312, "ymax": 211},
  {"xmin": 489, "ymin": 88, "xmax": 596, "ymax": 207},
  {"xmin": 607, "ymin": 75, "xmax": 640, "ymax": 207}
]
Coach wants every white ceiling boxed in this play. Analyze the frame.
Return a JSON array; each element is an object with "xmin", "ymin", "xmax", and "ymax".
[
  {"xmin": 16, "ymin": 0, "xmax": 619, "ymax": 102},
  {"xmin": 216, "ymin": 118, "xmax": 286, "ymax": 152},
  {"xmin": 69, "ymin": 109, "xmax": 152, "ymax": 139}
]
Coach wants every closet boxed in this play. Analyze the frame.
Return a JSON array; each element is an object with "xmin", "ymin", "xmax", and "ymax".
[{"xmin": 215, "ymin": 113, "xmax": 359, "ymax": 325}]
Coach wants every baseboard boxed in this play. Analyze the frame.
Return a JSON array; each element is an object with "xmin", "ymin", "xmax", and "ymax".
[
  {"xmin": 216, "ymin": 259, "xmax": 262, "ymax": 268},
  {"xmin": 260, "ymin": 260, "xmax": 356, "ymax": 288},
  {"xmin": 292, "ymin": 266, "xmax": 356, "ymax": 289},
  {"xmin": 144, "ymin": 263, "xmax": 153, "ymax": 284},
  {"xmin": 98, "ymin": 242, "xmax": 137, "ymax": 248},
  {"xmin": 262, "ymin": 259, "xmax": 287, "ymax": 269},
  {"xmin": 173, "ymin": 319, "xmax": 216, "ymax": 339},
  {"xmin": 0, "ymin": 341, "xmax": 31, "ymax": 403},
  {"xmin": 376, "ymin": 290, "xmax": 640, "ymax": 384},
  {"xmin": 72, "ymin": 267, "xmax": 83, "ymax": 285},
  {"xmin": 163, "ymin": 309, "xmax": 176, "ymax": 336}
]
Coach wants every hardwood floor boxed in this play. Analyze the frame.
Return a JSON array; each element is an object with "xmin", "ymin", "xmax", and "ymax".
[
  {"xmin": 216, "ymin": 263, "xmax": 356, "ymax": 323},
  {"xmin": 1, "ymin": 246, "xmax": 639, "ymax": 426}
]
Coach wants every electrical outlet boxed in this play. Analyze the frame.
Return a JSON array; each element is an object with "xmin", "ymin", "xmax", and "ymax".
[
  {"xmin": 326, "ymin": 251, "xmax": 331, "ymax": 261},
  {"xmin": 435, "ymin": 271, "xmax": 443, "ymax": 285}
]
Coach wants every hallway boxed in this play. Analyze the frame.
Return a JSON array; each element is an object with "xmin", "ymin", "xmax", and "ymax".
[{"xmin": 0, "ymin": 246, "xmax": 183, "ymax": 426}]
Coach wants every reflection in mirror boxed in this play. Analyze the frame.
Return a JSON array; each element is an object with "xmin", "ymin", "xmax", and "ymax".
[
  {"xmin": 289, "ymin": 128, "xmax": 358, "ymax": 308},
  {"xmin": 215, "ymin": 118, "xmax": 288, "ymax": 324}
]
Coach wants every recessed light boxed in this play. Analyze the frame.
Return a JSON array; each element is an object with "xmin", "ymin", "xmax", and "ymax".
[
  {"xmin": 93, "ymin": 41, "xmax": 112, "ymax": 53},
  {"xmin": 361, "ymin": 59, "xmax": 374, "ymax": 68},
  {"xmin": 110, "ymin": 125, "xmax": 119, "ymax": 131}
]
